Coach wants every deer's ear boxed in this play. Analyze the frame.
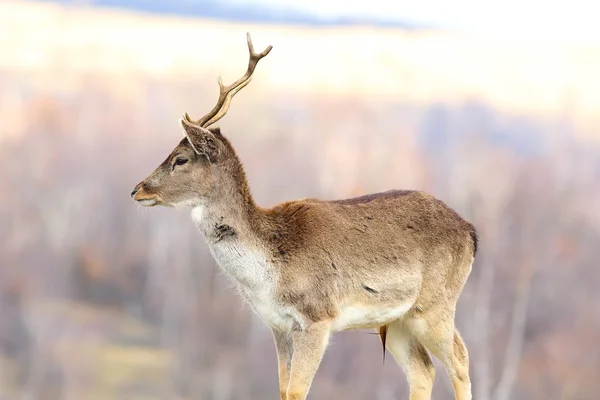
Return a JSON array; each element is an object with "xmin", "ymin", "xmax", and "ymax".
[{"xmin": 180, "ymin": 118, "xmax": 221, "ymax": 161}]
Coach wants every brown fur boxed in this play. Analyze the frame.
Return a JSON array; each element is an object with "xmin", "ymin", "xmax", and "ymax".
[
  {"xmin": 131, "ymin": 33, "xmax": 475, "ymax": 398},
  {"xmin": 379, "ymin": 324, "xmax": 388, "ymax": 362},
  {"xmin": 132, "ymin": 123, "xmax": 476, "ymax": 400}
]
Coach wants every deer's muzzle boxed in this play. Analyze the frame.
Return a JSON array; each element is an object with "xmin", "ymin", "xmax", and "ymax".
[{"xmin": 131, "ymin": 182, "xmax": 160, "ymax": 206}]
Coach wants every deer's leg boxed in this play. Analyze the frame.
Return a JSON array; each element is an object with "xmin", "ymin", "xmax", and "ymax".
[
  {"xmin": 286, "ymin": 321, "xmax": 331, "ymax": 400},
  {"xmin": 415, "ymin": 314, "xmax": 471, "ymax": 400},
  {"xmin": 272, "ymin": 329, "xmax": 293, "ymax": 400},
  {"xmin": 447, "ymin": 329, "xmax": 471, "ymax": 400},
  {"xmin": 385, "ymin": 321, "xmax": 435, "ymax": 400}
]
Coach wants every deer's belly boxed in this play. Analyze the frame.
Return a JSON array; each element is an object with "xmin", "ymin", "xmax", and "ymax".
[{"xmin": 331, "ymin": 302, "xmax": 413, "ymax": 332}]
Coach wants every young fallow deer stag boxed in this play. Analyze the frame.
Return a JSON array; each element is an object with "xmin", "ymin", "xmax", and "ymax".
[{"xmin": 131, "ymin": 33, "xmax": 477, "ymax": 400}]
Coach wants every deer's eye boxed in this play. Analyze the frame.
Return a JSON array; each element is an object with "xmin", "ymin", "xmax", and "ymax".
[{"xmin": 174, "ymin": 157, "xmax": 188, "ymax": 166}]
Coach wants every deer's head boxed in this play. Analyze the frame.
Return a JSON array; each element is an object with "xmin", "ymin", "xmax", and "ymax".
[{"xmin": 131, "ymin": 33, "xmax": 272, "ymax": 208}]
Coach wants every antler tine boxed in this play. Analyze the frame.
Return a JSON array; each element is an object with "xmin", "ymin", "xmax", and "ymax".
[
  {"xmin": 185, "ymin": 33, "xmax": 273, "ymax": 127},
  {"xmin": 205, "ymin": 77, "xmax": 252, "ymax": 127}
]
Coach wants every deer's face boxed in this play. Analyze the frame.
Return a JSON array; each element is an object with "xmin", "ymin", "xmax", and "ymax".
[
  {"xmin": 131, "ymin": 121, "xmax": 225, "ymax": 208},
  {"xmin": 131, "ymin": 32, "xmax": 271, "ymax": 208}
]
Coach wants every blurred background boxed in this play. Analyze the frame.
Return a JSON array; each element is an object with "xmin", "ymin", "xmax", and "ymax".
[{"xmin": 1, "ymin": 0, "xmax": 599, "ymax": 399}]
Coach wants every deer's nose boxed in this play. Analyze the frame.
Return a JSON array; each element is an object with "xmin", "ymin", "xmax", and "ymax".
[{"xmin": 131, "ymin": 182, "xmax": 143, "ymax": 199}]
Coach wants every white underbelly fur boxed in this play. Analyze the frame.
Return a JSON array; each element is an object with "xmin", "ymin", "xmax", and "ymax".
[{"xmin": 331, "ymin": 302, "xmax": 413, "ymax": 332}]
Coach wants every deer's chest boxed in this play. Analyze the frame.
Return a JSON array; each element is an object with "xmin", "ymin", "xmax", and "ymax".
[
  {"xmin": 209, "ymin": 240, "xmax": 301, "ymax": 331},
  {"xmin": 241, "ymin": 289, "xmax": 301, "ymax": 332}
]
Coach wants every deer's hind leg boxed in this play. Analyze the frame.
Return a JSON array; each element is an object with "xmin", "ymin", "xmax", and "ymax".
[
  {"xmin": 409, "ymin": 309, "xmax": 471, "ymax": 400},
  {"xmin": 385, "ymin": 319, "xmax": 436, "ymax": 400}
]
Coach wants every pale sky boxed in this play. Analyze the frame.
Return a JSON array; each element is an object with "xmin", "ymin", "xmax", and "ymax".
[{"xmin": 224, "ymin": 0, "xmax": 600, "ymax": 41}]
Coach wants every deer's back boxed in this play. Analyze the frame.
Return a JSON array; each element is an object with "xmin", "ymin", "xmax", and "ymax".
[
  {"xmin": 263, "ymin": 189, "xmax": 476, "ymax": 265},
  {"xmin": 259, "ymin": 189, "xmax": 477, "ymax": 320}
]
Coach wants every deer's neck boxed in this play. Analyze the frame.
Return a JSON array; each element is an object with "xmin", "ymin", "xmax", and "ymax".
[
  {"xmin": 191, "ymin": 159, "xmax": 272, "ymax": 287},
  {"xmin": 191, "ymin": 197, "xmax": 258, "ymax": 244},
  {"xmin": 193, "ymin": 161, "xmax": 259, "ymax": 238}
]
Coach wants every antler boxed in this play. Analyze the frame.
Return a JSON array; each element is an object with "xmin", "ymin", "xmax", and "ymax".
[{"xmin": 184, "ymin": 32, "xmax": 273, "ymax": 128}]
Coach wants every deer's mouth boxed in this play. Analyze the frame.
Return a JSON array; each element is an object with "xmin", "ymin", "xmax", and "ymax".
[
  {"xmin": 137, "ymin": 198, "xmax": 158, "ymax": 207},
  {"xmin": 132, "ymin": 185, "xmax": 162, "ymax": 207}
]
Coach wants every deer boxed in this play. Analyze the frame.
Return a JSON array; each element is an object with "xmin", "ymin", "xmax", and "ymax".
[{"xmin": 131, "ymin": 33, "xmax": 477, "ymax": 400}]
